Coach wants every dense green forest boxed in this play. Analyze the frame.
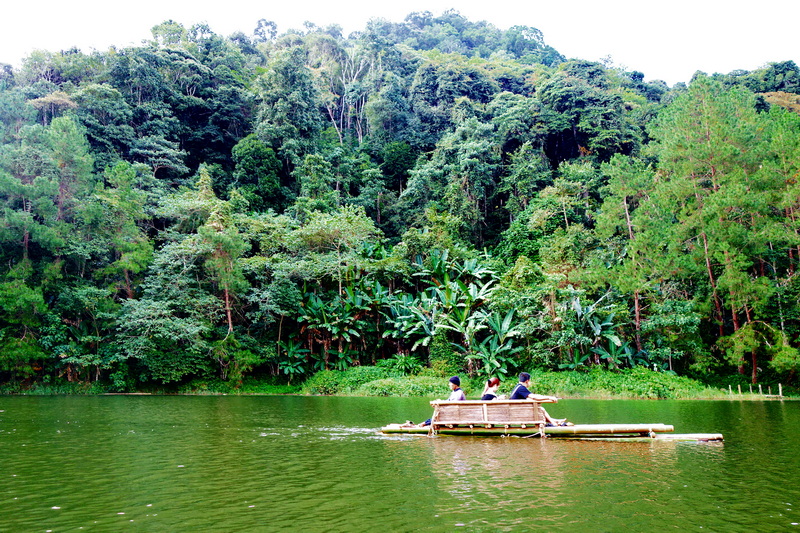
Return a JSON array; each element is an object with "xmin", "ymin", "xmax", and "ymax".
[{"xmin": 1, "ymin": 11, "xmax": 800, "ymax": 392}]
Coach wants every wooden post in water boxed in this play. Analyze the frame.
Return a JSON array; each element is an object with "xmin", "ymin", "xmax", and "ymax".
[
  {"xmin": 738, "ymin": 384, "xmax": 742, "ymax": 395},
  {"xmin": 729, "ymin": 385, "xmax": 733, "ymax": 395},
  {"xmin": 759, "ymin": 384, "xmax": 763, "ymax": 395},
  {"xmin": 779, "ymin": 383, "xmax": 783, "ymax": 397}
]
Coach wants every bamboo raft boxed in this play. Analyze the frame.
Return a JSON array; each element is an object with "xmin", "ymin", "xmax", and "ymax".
[{"xmin": 380, "ymin": 399, "xmax": 723, "ymax": 442}]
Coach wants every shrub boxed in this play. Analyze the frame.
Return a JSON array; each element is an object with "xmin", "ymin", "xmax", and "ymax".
[
  {"xmin": 301, "ymin": 366, "xmax": 393, "ymax": 395},
  {"xmin": 427, "ymin": 331, "xmax": 462, "ymax": 375},
  {"xmin": 524, "ymin": 367, "xmax": 725, "ymax": 399},
  {"xmin": 355, "ymin": 376, "xmax": 447, "ymax": 397},
  {"xmin": 377, "ymin": 354, "xmax": 423, "ymax": 376},
  {"xmin": 302, "ymin": 370, "xmax": 345, "ymax": 395},
  {"xmin": 302, "ymin": 366, "xmax": 727, "ymax": 399},
  {"xmin": 337, "ymin": 366, "xmax": 392, "ymax": 391}
]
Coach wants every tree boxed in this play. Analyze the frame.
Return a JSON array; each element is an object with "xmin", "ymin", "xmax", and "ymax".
[
  {"xmin": 409, "ymin": 56, "xmax": 499, "ymax": 146},
  {"xmin": 290, "ymin": 205, "xmax": 380, "ymax": 294},
  {"xmin": 118, "ymin": 239, "xmax": 219, "ymax": 383},
  {"xmin": 231, "ymin": 134, "xmax": 283, "ymax": 211},
  {"xmin": 254, "ymin": 46, "xmax": 323, "ymax": 169},
  {"xmin": 291, "ymin": 153, "xmax": 339, "ymax": 216},
  {"xmin": 595, "ymin": 155, "xmax": 656, "ymax": 352},
  {"xmin": 151, "ymin": 20, "xmax": 188, "ymax": 48},
  {"xmin": 536, "ymin": 63, "xmax": 639, "ymax": 163},
  {"xmin": 639, "ymin": 76, "xmax": 796, "ymax": 378},
  {"xmin": 402, "ymin": 117, "xmax": 500, "ymax": 244},
  {"xmin": 27, "ymin": 91, "xmax": 77, "ymax": 125},
  {"xmin": 498, "ymin": 142, "xmax": 552, "ymax": 220},
  {"xmin": 45, "ymin": 116, "xmax": 96, "ymax": 222},
  {"xmin": 198, "ymin": 206, "xmax": 250, "ymax": 335},
  {"xmin": 72, "ymin": 83, "xmax": 136, "ymax": 171},
  {"xmin": 120, "ymin": 167, "xmax": 251, "ymax": 382},
  {"xmin": 80, "ymin": 162, "xmax": 153, "ymax": 299}
]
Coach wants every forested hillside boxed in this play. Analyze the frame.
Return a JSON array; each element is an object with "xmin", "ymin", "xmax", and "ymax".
[{"xmin": 1, "ymin": 11, "xmax": 799, "ymax": 391}]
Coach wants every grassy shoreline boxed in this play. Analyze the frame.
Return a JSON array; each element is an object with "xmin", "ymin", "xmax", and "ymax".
[
  {"xmin": 1, "ymin": 367, "xmax": 795, "ymax": 399},
  {"xmin": 300, "ymin": 367, "xmax": 734, "ymax": 400}
]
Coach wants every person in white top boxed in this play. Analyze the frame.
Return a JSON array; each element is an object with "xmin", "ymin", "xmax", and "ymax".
[
  {"xmin": 447, "ymin": 376, "xmax": 466, "ymax": 401},
  {"xmin": 408, "ymin": 376, "xmax": 466, "ymax": 427}
]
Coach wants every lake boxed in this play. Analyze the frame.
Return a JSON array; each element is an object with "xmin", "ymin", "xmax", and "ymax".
[{"xmin": 0, "ymin": 395, "xmax": 798, "ymax": 531}]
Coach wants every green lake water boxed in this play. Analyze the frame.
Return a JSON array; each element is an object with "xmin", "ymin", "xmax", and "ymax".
[{"xmin": 1, "ymin": 395, "xmax": 798, "ymax": 532}]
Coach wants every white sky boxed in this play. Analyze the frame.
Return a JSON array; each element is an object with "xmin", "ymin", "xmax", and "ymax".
[{"xmin": 1, "ymin": 0, "xmax": 797, "ymax": 86}]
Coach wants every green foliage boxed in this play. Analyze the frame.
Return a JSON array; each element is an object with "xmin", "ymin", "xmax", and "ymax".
[
  {"xmin": 377, "ymin": 353, "xmax": 423, "ymax": 375},
  {"xmin": 301, "ymin": 366, "xmax": 393, "ymax": 395},
  {"xmin": 255, "ymin": 46, "xmax": 323, "ymax": 165},
  {"xmin": 2, "ymin": 14, "xmax": 799, "ymax": 394},
  {"xmin": 231, "ymin": 134, "xmax": 283, "ymax": 211},
  {"xmin": 353, "ymin": 376, "xmax": 449, "ymax": 397},
  {"xmin": 526, "ymin": 367, "xmax": 726, "ymax": 400},
  {"xmin": 427, "ymin": 330, "xmax": 463, "ymax": 375},
  {"xmin": 0, "ymin": 334, "xmax": 45, "ymax": 379}
]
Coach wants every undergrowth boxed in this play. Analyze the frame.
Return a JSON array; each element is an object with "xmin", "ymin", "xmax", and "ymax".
[{"xmin": 300, "ymin": 366, "xmax": 731, "ymax": 399}]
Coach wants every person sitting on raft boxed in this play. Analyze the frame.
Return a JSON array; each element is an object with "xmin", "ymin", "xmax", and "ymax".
[
  {"xmin": 481, "ymin": 377, "xmax": 501, "ymax": 400},
  {"xmin": 510, "ymin": 372, "xmax": 571, "ymax": 426},
  {"xmin": 447, "ymin": 376, "xmax": 466, "ymax": 401},
  {"xmin": 407, "ymin": 376, "xmax": 466, "ymax": 427}
]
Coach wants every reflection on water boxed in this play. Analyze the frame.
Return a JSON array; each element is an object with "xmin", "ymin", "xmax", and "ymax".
[
  {"xmin": 423, "ymin": 435, "xmax": 731, "ymax": 531},
  {"xmin": 0, "ymin": 396, "xmax": 798, "ymax": 532}
]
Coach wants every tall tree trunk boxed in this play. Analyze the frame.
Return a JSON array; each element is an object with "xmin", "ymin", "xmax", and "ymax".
[
  {"xmin": 224, "ymin": 287, "xmax": 233, "ymax": 334},
  {"xmin": 624, "ymin": 197, "xmax": 643, "ymax": 352},
  {"xmin": 633, "ymin": 289, "xmax": 643, "ymax": 353},
  {"xmin": 731, "ymin": 295, "xmax": 744, "ymax": 375},
  {"xmin": 701, "ymin": 231, "xmax": 724, "ymax": 336},
  {"xmin": 22, "ymin": 229, "xmax": 29, "ymax": 260},
  {"xmin": 124, "ymin": 269, "xmax": 134, "ymax": 300}
]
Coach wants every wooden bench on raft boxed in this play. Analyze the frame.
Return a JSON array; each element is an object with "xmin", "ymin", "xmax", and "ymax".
[{"xmin": 429, "ymin": 399, "xmax": 554, "ymax": 435}]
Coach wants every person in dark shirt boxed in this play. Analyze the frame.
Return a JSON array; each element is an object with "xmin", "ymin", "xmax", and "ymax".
[
  {"xmin": 510, "ymin": 372, "xmax": 570, "ymax": 426},
  {"xmin": 481, "ymin": 377, "xmax": 501, "ymax": 400}
]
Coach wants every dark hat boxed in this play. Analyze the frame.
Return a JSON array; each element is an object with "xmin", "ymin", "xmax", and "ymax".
[
  {"xmin": 518, "ymin": 372, "xmax": 531, "ymax": 383},
  {"xmin": 487, "ymin": 377, "xmax": 501, "ymax": 387},
  {"xmin": 449, "ymin": 376, "xmax": 461, "ymax": 386}
]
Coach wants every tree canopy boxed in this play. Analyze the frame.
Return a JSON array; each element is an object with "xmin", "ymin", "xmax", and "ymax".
[{"xmin": 1, "ymin": 14, "xmax": 799, "ymax": 391}]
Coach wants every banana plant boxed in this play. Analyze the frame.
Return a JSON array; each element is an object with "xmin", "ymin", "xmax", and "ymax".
[
  {"xmin": 558, "ymin": 350, "xmax": 591, "ymax": 370},
  {"xmin": 453, "ymin": 257, "xmax": 495, "ymax": 284},
  {"xmin": 382, "ymin": 292, "xmax": 439, "ymax": 352},
  {"xmin": 277, "ymin": 339, "xmax": 309, "ymax": 382},
  {"xmin": 468, "ymin": 310, "xmax": 522, "ymax": 376},
  {"xmin": 467, "ymin": 335, "xmax": 520, "ymax": 376},
  {"xmin": 591, "ymin": 339, "xmax": 638, "ymax": 369},
  {"xmin": 486, "ymin": 309, "xmax": 522, "ymax": 344},
  {"xmin": 562, "ymin": 289, "xmax": 622, "ymax": 365},
  {"xmin": 413, "ymin": 249, "xmax": 452, "ymax": 287}
]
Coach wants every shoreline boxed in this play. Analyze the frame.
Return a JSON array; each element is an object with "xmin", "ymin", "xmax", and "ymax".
[{"xmin": 2, "ymin": 367, "xmax": 795, "ymax": 400}]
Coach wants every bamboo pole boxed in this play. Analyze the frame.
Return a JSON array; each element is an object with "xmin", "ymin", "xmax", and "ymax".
[
  {"xmin": 779, "ymin": 383, "xmax": 783, "ymax": 397},
  {"xmin": 759, "ymin": 384, "xmax": 763, "ymax": 395},
  {"xmin": 738, "ymin": 384, "xmax": 742, "ymax": 395},
  {"xmin": 729, "ymin": 385, "xmax": 733, "ymax": 394}
]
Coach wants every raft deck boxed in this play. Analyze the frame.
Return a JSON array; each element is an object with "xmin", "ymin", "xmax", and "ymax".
[{"xmin": 380, "ymin": 399, "xmax": 723, "ymax": 442}]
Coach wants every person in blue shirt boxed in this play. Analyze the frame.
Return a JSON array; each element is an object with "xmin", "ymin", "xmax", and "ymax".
[{"xmin": 510, "ymin": 372, "xmax": 570, "ymax": 426}]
